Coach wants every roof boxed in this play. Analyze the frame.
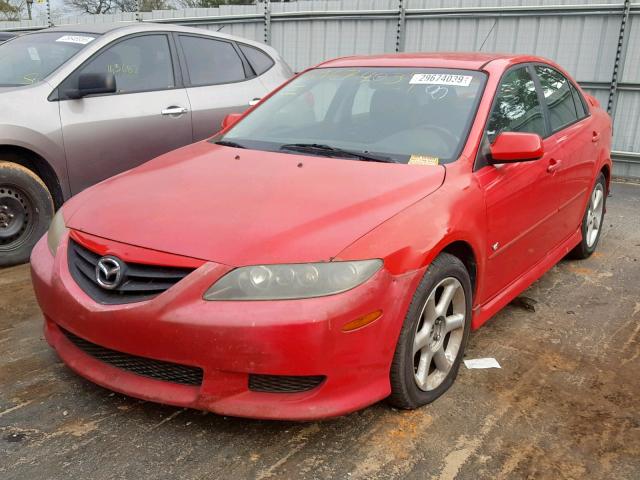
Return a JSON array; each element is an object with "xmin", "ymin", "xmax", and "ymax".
[
  {"xmin": 317, "ymin": 52, "xmax": 534, "ymax": 70},
  {"xmin": 44, "ymin": 23, "xmax": 130, "ymax": 35},
  {"xmin": 24, "ymin": 22, "xmax": 278, "ymax": 55}
]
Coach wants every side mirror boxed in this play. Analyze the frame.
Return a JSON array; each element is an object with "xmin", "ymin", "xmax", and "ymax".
[
  {"xmin": 221, "ymin": 113, "xmax": 243, "ymax": 130},
  {"xmin": 66, "ymin": 72, "xmax": 116, "ymax": 99},
  {"xmin": 489, "ymin": 132, "xmax": 544, "ymax": 164}
]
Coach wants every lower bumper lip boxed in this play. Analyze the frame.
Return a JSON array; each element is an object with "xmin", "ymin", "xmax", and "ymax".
[{"xmin": 31, "ymin": 234, "xmax": 421, "ymax": 420}]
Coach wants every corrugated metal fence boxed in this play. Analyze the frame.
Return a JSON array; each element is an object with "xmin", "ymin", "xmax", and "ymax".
[{"xmin": 2, "ymin": 0, "xmax": 639, "ymax": 178}]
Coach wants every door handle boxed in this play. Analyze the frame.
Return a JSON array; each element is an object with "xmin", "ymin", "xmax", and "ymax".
[
  {"xmin": 248, "ymin": 98, "xmax": 261, "ymax": 106},
  {"xmin": 161, "ymin": 106, "xmax": 189, "ymax": 116},
  {"xmin": 592, "ymin": 131, "xmax": 600, "ymax": 143},
  {"xmin": 547, "ymin": 158, "xmax": 561, "ymax": 173}
]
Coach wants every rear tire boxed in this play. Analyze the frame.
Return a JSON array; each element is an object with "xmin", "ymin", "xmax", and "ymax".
[
  {"xmin": 388, "ymin": 253, "xmax": 472, "ymax": 409},
  {"xmin": 569, "ymin": 173, "xmax": 606, "ymax": 260},
  {"xmin": 0, "ymin": 161, "xmax": 54, "ymax": 267}
]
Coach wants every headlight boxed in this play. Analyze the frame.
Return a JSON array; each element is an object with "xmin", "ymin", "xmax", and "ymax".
[
  {"xmin": 47, "ymin": 209, "xmax": 68, "ymax": 256},
  {"xmin": 204, "ymin": 260, "xmax": 383, "ymax": 301}
]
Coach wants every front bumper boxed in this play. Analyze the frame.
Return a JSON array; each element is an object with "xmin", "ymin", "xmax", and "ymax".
[{"xmin": 31, "ymin": 233, "xmax": 421, "ymax": 420}]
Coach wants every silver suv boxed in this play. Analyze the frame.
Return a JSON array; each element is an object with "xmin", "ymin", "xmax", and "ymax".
[{"xmin": 0, "ymin": 23, "xmax": 292, "ymax": 266}]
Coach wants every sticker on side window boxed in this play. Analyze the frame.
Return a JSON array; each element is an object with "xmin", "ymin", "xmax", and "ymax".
[
  {"xmin": 56, "ymin": 35, "xmax": 95, "ymax": 45},
  {"xmin": 410, "ymin": 73, "xmax": 473, "ymax": 87},
  {"xmin": 409, "ymin": 155, "xmax": 439, "ymax": 166}
]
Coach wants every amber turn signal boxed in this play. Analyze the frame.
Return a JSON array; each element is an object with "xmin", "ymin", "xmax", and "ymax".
[{"xmin": 341, "ymin": 310, "xmax": 383, "ymax": 332}]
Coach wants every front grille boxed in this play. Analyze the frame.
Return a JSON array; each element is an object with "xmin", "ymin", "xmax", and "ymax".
[
  {"xmin": 67, "ymin": 239, "xmax": 194, "ymax": 305},
  {"xmin": 61, "ymin": 327, "xmax": 203, "ymax": 386},
  {"xmin": 249, "ymin": 374, "xmax": 325, "ymax": 393}
]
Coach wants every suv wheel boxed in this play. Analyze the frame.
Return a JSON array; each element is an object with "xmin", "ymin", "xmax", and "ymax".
[{"xmin": 0, "ymin": 161, "xmax": 54, "ymax": 267}]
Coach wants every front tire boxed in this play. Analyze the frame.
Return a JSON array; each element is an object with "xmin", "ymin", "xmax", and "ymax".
[
  {"xmin": 570, "ymin": 173, "xmax": 606, "ymax": 260},
  {"xmin": 0, "ymin": 162, "xmax": 54, "ymax": 267},
  {"xmin": 388, "ymin": 253, "xmax": 472, "ymax": 409}
]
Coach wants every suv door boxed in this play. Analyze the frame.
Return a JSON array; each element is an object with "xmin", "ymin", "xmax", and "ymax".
[
  {"xmin": 58, "ymin": 33, "xmax": 192, "ymax": 194},
  {"xmin": 534, "ymin": 65, "xmax": 595, "ymax": 238},
  {"xmin": 175, "ymin": 34, "xmax": 268, "ymax": 141},
  {"xmin": 476, "ymin": 65, "xmax": 561, "ymax": 302}
]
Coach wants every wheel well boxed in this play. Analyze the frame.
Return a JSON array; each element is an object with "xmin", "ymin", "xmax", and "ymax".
[
  {"xmin": 0, "ymin": 146, "xmax": 64, "ymax": 209},
  {"xmin": 442, "ymin": 241, "xmax": 477, "ymax": 296},
  {"xmin": 600, "ymin": 164, "xmax": 611, "ymax": 192}
]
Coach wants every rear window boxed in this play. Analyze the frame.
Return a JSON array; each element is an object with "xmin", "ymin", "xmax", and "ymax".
[
  {"xmin": 179, "ymin": 36, "xmax": 246, "ymax": 86},
  {"xmin": 570, "ymin": 82, "xmax": 588, "ymax": 119},
  {"xmin": 535, "ymin": 65, "xmax": 579, "ymax": 132},
  {"xmin": 239, "ymin": 44, "xmax": 274, "ymax": 76}
]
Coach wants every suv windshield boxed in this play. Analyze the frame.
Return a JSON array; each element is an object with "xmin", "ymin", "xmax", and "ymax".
[
  {"xmin": 218, "ymin": 67, "xmax": 486, "ymax": 163},
  {"xmin": 0, "ymin": 32, "xmax": 97, "ymax": 87}
]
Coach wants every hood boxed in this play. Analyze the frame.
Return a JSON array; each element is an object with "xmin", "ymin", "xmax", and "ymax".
[{"xmin": 65, "ymin": 142, "xmax": 445, "ymax": 266}]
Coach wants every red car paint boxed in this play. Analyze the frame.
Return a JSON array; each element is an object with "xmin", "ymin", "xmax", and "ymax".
[{"xmin": 31, "ymin": 53, "xmax": 612, "ymax": 420}]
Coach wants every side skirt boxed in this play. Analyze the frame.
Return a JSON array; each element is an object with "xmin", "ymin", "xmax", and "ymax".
[{"xmin": 471, "ymin": 228, "xmax": 582, "ymax": 330}]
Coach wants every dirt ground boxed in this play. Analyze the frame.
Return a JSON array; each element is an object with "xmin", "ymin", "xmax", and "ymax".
[{"xmin": 1, "ymin": 182, "xmax": 638, "ymax": 480}]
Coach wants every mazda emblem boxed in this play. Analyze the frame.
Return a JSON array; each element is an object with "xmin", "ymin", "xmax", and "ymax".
[{"xmin": 96, "ymin": 256, "xmax": 124, "ymax": 290}]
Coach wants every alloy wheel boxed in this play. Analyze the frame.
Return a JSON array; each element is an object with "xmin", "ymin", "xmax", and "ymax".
[
  {"xmin": 412, "ymin": 276, "xmax": 466, "ymax": 391},
  {"xmin": 586, "ymin": 183, "xmax": 605, "ymax": 248}
]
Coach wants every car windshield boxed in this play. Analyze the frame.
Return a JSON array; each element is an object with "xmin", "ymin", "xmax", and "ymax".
[
  {"xmin": 218, "ymin": 67, "xmax": 486, "ymax": 163},
  {"xmin": 0, "ymin": 32, "xmax": 97, "ymax": 87}
]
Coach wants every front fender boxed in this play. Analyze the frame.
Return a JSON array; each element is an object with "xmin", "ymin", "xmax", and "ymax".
[{"xmin": 335, "ymin": 162, "xmax": 487, "ymax": 307}]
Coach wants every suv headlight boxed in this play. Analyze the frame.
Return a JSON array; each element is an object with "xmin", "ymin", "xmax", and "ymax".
[
  {"xmin": 204, "ymin": 260, "xmax": 382, "ymax": 301},
  {"xmin": 47, "ymin": 209, "xmax": 68, "ymax": 256}
]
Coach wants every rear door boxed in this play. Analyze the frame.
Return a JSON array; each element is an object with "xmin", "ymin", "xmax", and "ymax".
[
  {"xmin": 59, "ymin": 33, "xmax": 193, "ymax": 194},
  {"xmin": 476, "ymin": 64, "xmax": 560, "ymax": 301},
  {"xmin": 533, "ymin": 64, "xmax": 595, "ymax": 237},
  {"xmin": 175, "ymin": 34, "xmax": 269, "ymax": 141}
]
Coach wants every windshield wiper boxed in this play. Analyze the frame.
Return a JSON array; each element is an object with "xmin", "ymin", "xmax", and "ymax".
[
  {"xmin": 280, "ymin": 143, "xmax": 397, "ymax": 163},
  {"xmin": 215, "ymin": 140, "xmax": 247, "ymax": 149}
]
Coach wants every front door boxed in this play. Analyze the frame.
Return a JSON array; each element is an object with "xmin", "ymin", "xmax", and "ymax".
[
  {"xmin": 477, "ymin": 64, "xmax": 560, "ymax": 302},
  {"xmin": 59, "ymin": 33, "xmax": 193, "ymax": 194}
]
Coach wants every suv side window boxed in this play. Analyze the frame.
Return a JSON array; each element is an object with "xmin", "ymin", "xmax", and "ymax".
[
  {"xmin": 239, "ymin": 44, "xmax": 274, "ymax": 76},
  {"xmin": 71, "ymin": 35, "xmax": 175, "ymax": 95},
  {"xmin": 487, "ymin": 66, "xmax": 546, "ymax": 143},
  {"xmin": 534, "ymin": 65, "xmax": 580, "ymax": 132},
  {"xmin": 179, "ymin": 36, "xmax": 246, "ymax": 86}
]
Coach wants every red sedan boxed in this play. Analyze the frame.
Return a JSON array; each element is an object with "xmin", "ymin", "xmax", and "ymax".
[{"xmin": 31, "ymin": 53, "xmax": 611, "ymax": 420}]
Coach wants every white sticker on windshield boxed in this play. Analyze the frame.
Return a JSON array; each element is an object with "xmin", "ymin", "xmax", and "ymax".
[
  {"xmin": 28, "ymin": 47, "xmax": 40, "ymax": 61},
  {"xmin": 56, "ymin": 35, "xmax": 95, "ymax": 45},
  {"xmin": 410, "ymin": 73, "xmax": 473, "ymax": 87}
]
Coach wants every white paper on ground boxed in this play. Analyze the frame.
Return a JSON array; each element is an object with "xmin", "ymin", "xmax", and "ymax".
[{"xmin": 464, "ymin": 358, "xmax": 501, "ymax": 369}]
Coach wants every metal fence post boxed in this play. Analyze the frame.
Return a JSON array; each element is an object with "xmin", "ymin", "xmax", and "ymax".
[
  {"xmin": 46, "ymin": 0, "xmax": 52, "ymax": 27},
  {"xmin": 264, "ymin": 0, "xmax": 272, "ymax": 45},
  {"xmin": 607, "ymin": 0, "xmax": 631, "ymax": 118},
  {"xmin": 395, "ymin": 0, "xmax": 406, "ymax": 53}
]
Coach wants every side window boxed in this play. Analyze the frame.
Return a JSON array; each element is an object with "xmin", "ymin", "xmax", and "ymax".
[
  {"xmin": 534, "ymin": 65, "xmax": 579, "ymax": 132},
  {"xmin": 179, "ymin": 36, "xmax": 246, "ymax": 86},
  {"xmin": 239, "ymin": 44, "xmax": 274, "ymax": 76},
  {"xmin": 74, "ymin": 35, "xmax": 174, "ymax": 94},
  {"xmin": 487, "ymin": 66, "xmax": 546, "ymax": 142},
  {"xmin": 570, "ymin": 82, "xmax": 588, "ymax": 119}
]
